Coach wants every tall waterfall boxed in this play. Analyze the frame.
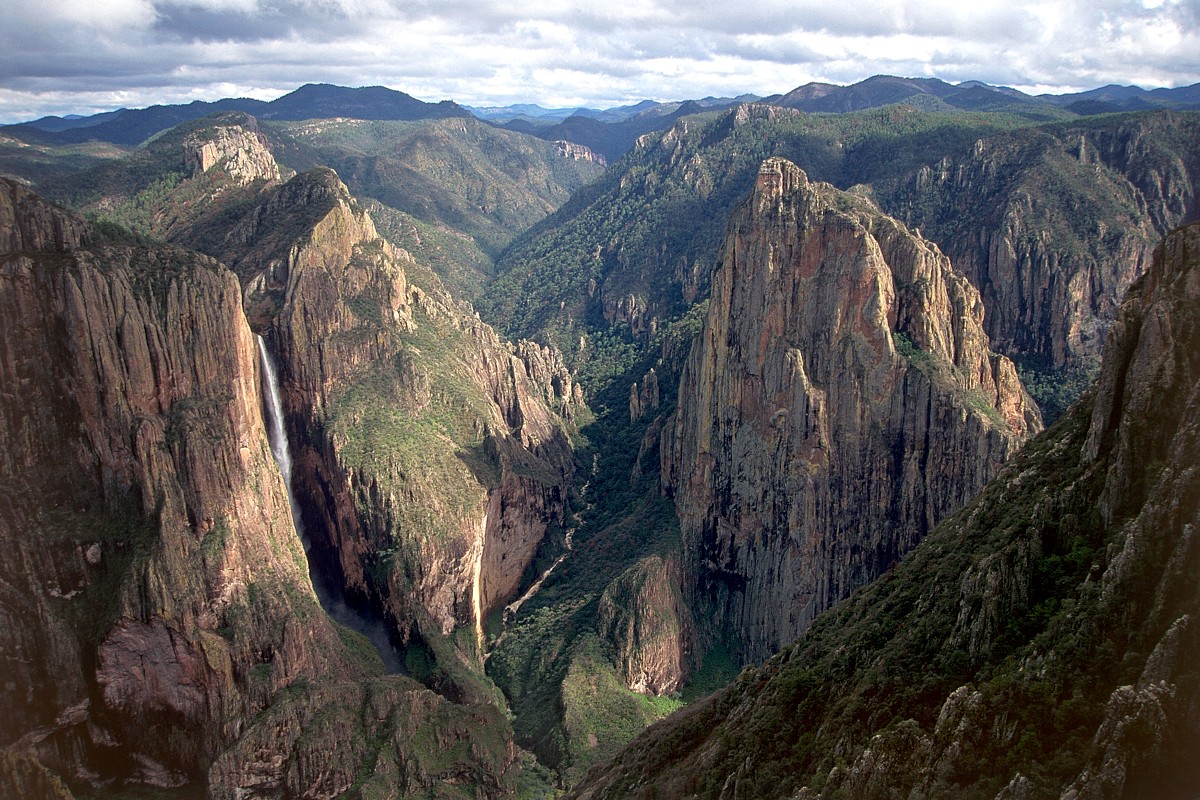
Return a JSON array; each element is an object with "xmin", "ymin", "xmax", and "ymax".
[{"xmin": 256, "ymin": 334, "xmax": 403, "ymax": 673}]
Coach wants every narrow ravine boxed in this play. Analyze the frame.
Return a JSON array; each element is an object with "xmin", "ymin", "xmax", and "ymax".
[
  {"xmin": 257, "ymin": 334, "xmax": 405, "ymax": 673},
  {"xmin": 486, "ymin": 483, "xmax": 589, "ymax": 659}
]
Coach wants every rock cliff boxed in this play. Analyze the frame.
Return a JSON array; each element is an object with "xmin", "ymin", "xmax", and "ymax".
[
  {"xmin": 212, "ymin": 166, "xmax": 582, "ymax": 682},
  {"xmin": 182, "ymin": 118, "xmax": 280, "ymax": 186},
  {"xmin": 879, "ymin": 112, "xmax": 1200, "ymax": 369},
  {"xmin": 663, "ymin": 158, "xmax": 1041, "ymax": 662},
  {"xmin": 0, "ymin": 177, "xmax": 540, "ymax": 798},
  {"xmin": 567, "ymin": 218, "xmax": 1200, "ymax": 800},
  {"xmin": 596, "ymin": 554, "xmax": 694, "ymax": 695},
  {"xmin": 0, "ymin": 178, "xmax": 370, "ymax": 786}
]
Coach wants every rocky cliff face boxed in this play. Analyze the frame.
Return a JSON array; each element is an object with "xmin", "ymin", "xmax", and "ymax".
[
  {"xmin": 213, "ymin": 166, "xmax": 582, "ymax": 680},
  {"xmin": 568, "ymin": 218, "xmax": 1200, "ymax": 800},
  {"xmin": 663, "ymin": 158, "xmax": 1041, "ymax": 662},
  {"xmin": 596, "ymin": 554, "xmax": 694, "ymax": 695},
  {"xmin": 0, "ymin": 175, "xmax": 536, "ymax": 798},
  {"xmin": 0, "ymin": 177, "xmax": 368, "ymax": 786},
  {"xmin": 182, "ymin": 118, "xmax": 280, "ymax": 186},
  {"xmin": 207, "ymin": 676, "xmax": 521, "ymax": 800},
  {"xmin": 880, "ymin": 112, "xmax": 1200, "ymax": 369}
]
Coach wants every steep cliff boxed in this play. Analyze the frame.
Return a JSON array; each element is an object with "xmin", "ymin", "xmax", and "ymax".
[
  {"xmin": 0, "ymin": 178, "xmax": 371, "ymax": 786},
  {"xmin": 568, "ymin": 219, "xmax": 1200, "ymax": 800},
  {"xmin": 878, "ymin": 112, "xmax": 1200, "ymax": 371},
  {"xmin": 31, "ymin": 112, "xmax": 284, "ymax": 247},
  {"xmin": 211, "ymin": 166, "xmax": 582, "ymax": 690},
  {"xmin": 663, "ymin": 158, "xmax": 1041, "ymax": 662},
  {"xmin": 0, "ymin": 178, "xmax": 541, "ymax": 799},
  {"xmin": 596, "ymin": 554, "xmax": 694, "ymax": 696}
]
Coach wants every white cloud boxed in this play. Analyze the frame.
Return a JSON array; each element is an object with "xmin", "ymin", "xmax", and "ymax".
[{"xmin": 0, "ymin": 0, "xmax": 1196, "ymax": 122}]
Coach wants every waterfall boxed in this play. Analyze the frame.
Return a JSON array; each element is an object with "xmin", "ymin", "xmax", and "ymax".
[
  {"xmin": 256, "ymin": 334, "xmax": 404, "ymax": 673},
  {"xmin": 257, "ymin": 335, "xmax": 302, "ymax": 539}
]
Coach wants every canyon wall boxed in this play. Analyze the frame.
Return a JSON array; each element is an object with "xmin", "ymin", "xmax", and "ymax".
[
  {"xmin": 200, "ymin": 161, "xmax": 583, "ymax": 678},
  {"xmin": 663, "ymin": 158, "xmax": 1041, "ymax": 662},
  {"xmin": 568, "ymin": 216, "xmax": 1200, "ymax": 800},
  {"xmin": 880, "ymin": 112, "xmax": 1200, "ymax": 368},
  {"xmin": 0, "ymin": 172, "xmax": 537, "ymax": 798},
  {"xmin": 0, "ymin": 177, "xmax": 367, "ymax": 785}
]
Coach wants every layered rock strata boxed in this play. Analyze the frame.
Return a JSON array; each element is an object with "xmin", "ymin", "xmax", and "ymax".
[{"xmin": 663, "ymin": 158, "xmax": 1041, "ymax": 662}]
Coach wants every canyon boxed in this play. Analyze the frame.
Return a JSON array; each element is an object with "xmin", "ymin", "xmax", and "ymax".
[
  {"xmin": 0, "ymin": 87, "xmax": 1197, "ymax": 799},
  {"xmin": 566, "ymin": 215, "xmax": 1200, "ymax": 800}
]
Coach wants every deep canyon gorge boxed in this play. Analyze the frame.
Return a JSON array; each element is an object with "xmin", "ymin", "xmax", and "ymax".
[{"xmin": 1, "ymin": 78, "xmax": 1198, "ymax": 799}]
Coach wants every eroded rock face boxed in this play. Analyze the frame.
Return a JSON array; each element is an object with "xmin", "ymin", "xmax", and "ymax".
[
  {"xmin": 208, "ymin": 677, "xmax": 518, "ymax": 800},
  {"xmin": 223, "ymin": 168, "xmax": 581, "ymax": 669},
  {"xmin": 597, "ymin": 555, "xmax": 695, "ymax": 695},
  {"xmin": 883, "ymin": 113, "xmax": 1200, "ymax": 368},
  {"xmin": 0, "ymin": 179, "xmax": 91, "ymax": 252},
  {"xmin": 663, "ymin": 158, "xmax": 1040, "ymax": 661},
  {"xmin": 182, "ymin": 118, "xmax": 280, "ymax": 186},
  {"xmin": 565, "ymin": 219, "xmax": 1200, "ymax": 800},
  {"xmin": 0, "ymin": 177, "xmax": 366, "ymax": 785}
]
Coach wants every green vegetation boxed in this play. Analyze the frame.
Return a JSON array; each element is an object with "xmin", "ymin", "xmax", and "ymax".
[
  {"xmin": 325, "ymin": 301, "xmax": 500, "ymax": 542},
  {"xmin": 364, "ymin": 199, "xmax": 496, "ymax": 300},
  {"xmin": 0, "ymin": 137, "xmax": 128, "ymax": 189},
  {"xmin": 480, "ymin": 103, "xmax": 1043, "ymax": 396},
  {"xmin": 875, "ymin": 111, "xmax": 1200, "ymax": 365},
  {"xmin": 1015, "ymin": 356, "xmax": 1100, "ymax": 423},
  {"xmin": 678, "ymin": 639, "xmax": 741, "ymax": 704},
  {"xmin": 264, "ymin": 116, "xmax": 604, "ymax": 299},
  {"xmin": 1, "ymin": 740, "xmax": 73, "ymax": 798},
  {"xmin": 560, "ymin": 635, "xmax": 684, "ymax": 784},
  {"xmin": 486, "ymin": 309, "xmax": 694, "ymax": 778},
  {"xmin": 573, "ymin": 357, "xmax": 1198, "ymax": 798}
]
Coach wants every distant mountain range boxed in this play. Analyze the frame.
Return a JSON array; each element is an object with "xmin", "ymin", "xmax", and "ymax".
[
  {"xmin": 4, "ymin": 83, "xmax": 469, "ymax": 147},
  {"xmin": 4, "ymin": 76, "xmax": 1199, "ymax": 157},
  {"xmin": 766, "ymin": 74, "xmax": 1200, "ymax": 116}
]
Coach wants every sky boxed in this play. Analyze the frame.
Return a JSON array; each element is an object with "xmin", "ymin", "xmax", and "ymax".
[{"xmin": 1, "ymin": 0, "xmax": 1198, "ymax": 124}]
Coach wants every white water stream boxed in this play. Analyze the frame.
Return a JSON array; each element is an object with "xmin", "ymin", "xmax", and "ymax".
[{"xmin": 256, "ymin": 334, "xmax": 404, "ymax": 673}]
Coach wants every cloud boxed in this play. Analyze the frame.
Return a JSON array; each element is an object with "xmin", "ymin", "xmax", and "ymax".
[{"xmin": 0, "ymin": 0, "xmax": 1197, "ymax": 122}]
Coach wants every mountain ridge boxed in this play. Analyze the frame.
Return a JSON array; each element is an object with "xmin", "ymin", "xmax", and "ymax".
[
  {"xmin": 8, "ymin": 75, "xmax": 1199, "ymax": 158},
  {"xmin": 566, "ymin": 217, "xmax": 1200, "ymax": 800}
]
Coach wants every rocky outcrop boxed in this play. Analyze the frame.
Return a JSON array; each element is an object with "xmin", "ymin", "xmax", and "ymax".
[
  {"xmin": 182, "ymin": 115, "xmax": 280, "ymax": 186},
  {"xmin": 208, "ymin": 677, "xmax": 518, "ymax": 800},
  {"xmin": 566, "ymin": 219, "xmax": 1200, "ymax": 800},
  {"xmin": 0, "ymin": 179, "xmax": 91, "ymax": 252},
  {"xmin": 555, "ymin": 140, "xmax": 606, "ymax": 166},
  {"xmin": 0, "ymin": 178, "xmax": 369, "ymax": 786},
  {"xmin": 663, "ymin": 158, "xmax": 1041, "ymax": 662},
  {"xmin": 596, "ymin": 555, "xmax": 694, "ymax": 695},
  {"xmin": 629, "ymin": 367, "xmax": 660, "ymax": 422},
  {"xmin": 881, "ymin": 112, "xmax": 1200, "ymax": 368},
  {"xmin": 220, "ymin": 167, "xmax": 581, "ymax": 675}
]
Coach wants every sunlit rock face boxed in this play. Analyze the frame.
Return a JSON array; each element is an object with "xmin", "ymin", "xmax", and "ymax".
[
  {"xmin": 0, "ymin": 177, "xmax": 362, "ymax": 785},
  {"xmin": 664, "ymin": 158, "xmax": 1040, "ymax": 662},
  {"xmin": 214, "ymin": 166, "xmax": 582, "ymax": 672}
]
